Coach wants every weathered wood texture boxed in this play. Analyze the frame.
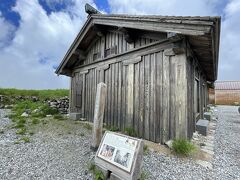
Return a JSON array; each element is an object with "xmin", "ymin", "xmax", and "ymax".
[
  {"xmin": 92, "ymin": 82, "xmax": 107, "ymax": 149},
  {"xmin": 70, "ymin": 43, "xmax": 194, "ymax": 143},
  {"xmin": 69, "ymin": 37, "xmax": 210, "ymax": 143},
  {"xmin": 186, "ymin": 48, "xmax": 208, "ymax": 138},
  {"xmin": 84, "ymin": 31, "xmax": 160, "ymax": 65}
]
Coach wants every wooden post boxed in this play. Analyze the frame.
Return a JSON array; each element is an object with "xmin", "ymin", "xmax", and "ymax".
[{"xmin": 91, "ymin": 82, "xmax": 107, "ymax": 151}]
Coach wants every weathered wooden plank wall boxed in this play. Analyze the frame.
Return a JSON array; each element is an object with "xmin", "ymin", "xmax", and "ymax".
[
  {"xmin": 71, "ymin": 48, "xmax": 191, "ymax": 143},
  {"xmin": 186, "ymin": 46, "xmax": 209, "ymax": 138},
  {"xmin": 70, "ymin": 37, "xmax": 209, "ymax": 143},
  {"xmin": 83, "ymin": 31, "xmax": 160, "ymax": 65}
]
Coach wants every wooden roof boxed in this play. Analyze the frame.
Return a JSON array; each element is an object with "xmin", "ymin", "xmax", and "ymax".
[
  {"xmin": 215, "ymin": 81, "xmax": 240, "ymax": 90},
  {"xmin": 56, "ymin": 14, "xmax": 221, "ymax": 81}
]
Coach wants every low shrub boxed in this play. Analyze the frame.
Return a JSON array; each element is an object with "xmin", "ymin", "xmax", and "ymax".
[
  {"xmin": 143, "ymin": 144, "xmax": 149, "ymax": 155},
  {"xmin": 139, "ymin": 171, "xmax": 149, "ymax": 180},
  {"xmin": 21, "ymin": 136, "xmax": 30, "ymax": 143},
  {"xmin": 53, "ymin": 114, "xmax": 65, "ymax": 120},
  {"xmin": 12, "ymin": 100, "xmax": 40, "ymax": 117},
  {"xmin": 16, "ymin": 128, "xmax": 26, "ymax": 135},
  {"xmin": 172, "ymin": 139, "xmax": 196, "ymax": 156},
  {"xmin": 124, "ymin": 127, "xmax": 137, "ymax": 137},
  {"xmin": 31, "ymin": 118, "xmax": 40, "ymax": 124},
  {"xmin": 95, "ymin": 170, "xmax": 104, "ymax": 180},
  {"xmin": 88, "ymin": 163, "xmax": 104, "ymax": 180},
  {"xmin": 40, "ymin": 105, "xmax": 58, "ymax": 115},
  {"xmin": 107, "ymin": 126, "xmax": 119, "ymax": 132},
  {"xmin": 83, "ymin": 123, "xmax": 92, "ymax": 130}
]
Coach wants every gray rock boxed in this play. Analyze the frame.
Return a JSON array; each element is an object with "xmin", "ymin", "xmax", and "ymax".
[
  {"xmin": 165, "ymin": 140, "xmax": 173, "ymax": 149},
  {"xmin": 196, "ymin": 119, "xmax": 209, "ymax": 136},
  {"xmin": 21, "ymin": 112, "xmax": 29, "ymax": 117},
  {"xmin": 32, "ymin": 109, "xmax": 40, "ymax": 113}
]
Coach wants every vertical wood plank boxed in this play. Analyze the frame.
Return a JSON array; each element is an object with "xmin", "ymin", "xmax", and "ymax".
[
  {"xmin": 111, "ymin": 64, "xmax": 115, "ymax": 127},
  {"xmin": 134, "ymin": 62, "xmax": 140, "ymax": 136},
  {"xmin": 118, "ymin": 62, "xmax": 122, "ymax": 129},
  {"xmin": 126, "ymin": 63, "xmax": 134, "ymax": 128},
  {"xmin": 114, "ymin": 63, "xmax": 118, "ymax": 127},
  {"xmin": 82, "ymin": 73, "xmax": 86, "ymax": 117},
  {"xmin": 144, "ymin": 55, "xmax": 150, "ymax": 140},
  {"xmin": 155, "ymin": 51, "xmax": 163, "ymax": 142},
  {"xmin": 150, "ymin": 53, "xmax": 156, "ymax": 141},
  {"xmin": 139, "ymin": 57, "xmax": 145, "ymax": 138},
  {"xmin": 122, "ymin": 64, "xmax": 126, "ymax": 130},
  {"xmin": 162, "ymin": 53, "xmax": 170, "ymax": 143}
]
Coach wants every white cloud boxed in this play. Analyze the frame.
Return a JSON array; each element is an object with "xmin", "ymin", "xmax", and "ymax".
[
  {"xmin": 218, "ymin": 0, "xmax": 240, "ymax": 80},
  {"xmin": 0, "ymin": 12, "xmax": 16, "ymax": 48},
  {"xmin": 108, "ymin": 0, "xmax": 218, "ymax": 16},
  {"xmin": 0, "ymin": 0, "xmax": 95, "ymax": 89},
  {"xmin": 0, "ymin": 0, "xmax": 239, "ymax": 90}
]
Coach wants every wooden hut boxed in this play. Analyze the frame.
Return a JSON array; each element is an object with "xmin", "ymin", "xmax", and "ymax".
[{"xmin": 56, "ymin": 8, "xmax": 221, "ymax": 143}]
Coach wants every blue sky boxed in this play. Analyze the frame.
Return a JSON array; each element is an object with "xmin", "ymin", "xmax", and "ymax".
[{"xmin": 0, "ymin": 0, "xmax": 239, "ymax": 89}]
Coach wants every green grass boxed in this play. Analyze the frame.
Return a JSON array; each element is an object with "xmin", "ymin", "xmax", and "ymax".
[
  {"xmin": 139, "ymin": 171, "xmax": 149, "ymax": 180},
  {"xmin": 14, "ymin": 141, "xmax": 20, "ymax": 144},
  {"xmin": 172, "ymin": 139, "xmax": 196, "ymax": 156},
  {"xmin": 88, "ymin": 163, "xmax": 96, "ymax": 172},
  {"xmin": 31, "ymin": 118, "xmax": 40, "ymax": 124},
  {"xmin": 11, "ymin": 100, "xmax": 58, "ymax": 119},
  {"xmin": 143, "ymin": 144, "xmax": 149, "ymax": 155},
  {"xmin": 0, "ymin": 88, "xmax": 68, "ymax": 100},
  {"xmin": 12, "ymin": 100, "xmax": 41, "ymax": 117},
  {"xmin": 53, "ymin": 114, "xmax": 65, "ymax": 121},
  {"xmin": 95, "ymin": 170, "xmax": 104, "ymax": 180},
  {"xmin": 16, "ymin": 128, "xmax": 26, "ymax": 135},
  {"xmin": 88, "ymin": 163, "xmax": 105, "ymax": 180},
  {"xmin": 105, "ymin": 126, "xmax": 119, "ymax": 132},
  {"xmin": 124, "ymin": 127, "xmax": 137, "ymax": 137},
  {"xmin": 21, "ymin": 136, "xmax": 30, "ymax": 143},
  {"xmin": 83, "ymin": 123, "xmax": 92, "ymax": 130},
  {"xmin": 40, "ymin": 104, "xmax": 58, "ymax": 115},
  {"xmin": 14, "ymin": 118, "xmax": 26, "ymax": 129}
]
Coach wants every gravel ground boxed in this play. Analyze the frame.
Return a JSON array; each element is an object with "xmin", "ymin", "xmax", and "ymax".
[{"xmin": 0, "ymin": 106, "xmax": 240, "ymax": 180}]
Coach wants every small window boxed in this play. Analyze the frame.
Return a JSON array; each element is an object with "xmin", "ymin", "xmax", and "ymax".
[
  {"xmin": 75, "ymin": 82, "xmax": 82, "ymax": 108},
  {"xmin": 93, "ymin": 52, "xmax": 101, "ymax": 61},
  {"xmin": 194, "ymin": 78, "xmax": 200, "ymax": 114},
  {"xmin": 104, "ymin": 45, "xmax": 117, "ymax": 57}
]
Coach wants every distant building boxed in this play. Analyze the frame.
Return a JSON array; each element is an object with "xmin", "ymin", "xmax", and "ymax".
[{"xmin": 215, "ymin": 81, "xmax": 240, "ymax": 105}]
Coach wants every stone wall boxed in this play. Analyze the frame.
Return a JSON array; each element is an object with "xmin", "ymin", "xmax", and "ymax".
[
  {"xmin": 0, "ymin": 95, "xmax": 69, "ymax": 114},
  {"xmin": 45, "ymin": 97, "xmax": 69, "ymax": 114}
]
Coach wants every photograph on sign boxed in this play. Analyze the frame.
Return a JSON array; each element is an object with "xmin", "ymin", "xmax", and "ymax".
[
  {"xmin": 100, "ymin": 144, "xmax": 115, "ymax": 160},
  {"xmin": 114, "ymin": 149, "xmax": 131, "ymax": 168},
  {"xmin": 97, "ymin": 132, "xmax": 138, "ymax": 172}
]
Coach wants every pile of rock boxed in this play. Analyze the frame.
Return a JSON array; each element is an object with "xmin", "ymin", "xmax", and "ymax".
[
  {"xmin": 15, "ymin": 95, "xmax": 40, "ymax": 102},
  {"xmin": 45, "ymin": 96, "xmax": 69, "ymax": 114}
]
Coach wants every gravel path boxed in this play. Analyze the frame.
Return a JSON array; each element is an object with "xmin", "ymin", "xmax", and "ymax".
[
  {"xmin": 0, "ymin": 106, "xmax": 240, "ymax": 180},
  {"xmin": 143, "ymin": 106, "xmax": 240, "ymax": 180}
]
